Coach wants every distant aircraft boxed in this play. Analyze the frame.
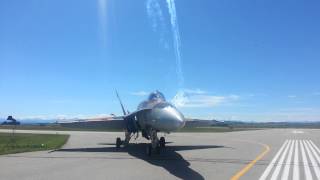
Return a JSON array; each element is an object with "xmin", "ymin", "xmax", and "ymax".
[
  {"xmin": 114, "ymin": 90, "xmax": 186, "ymax": 155},
  {"xmin": 1, "ymin": 116, "xmax": 20, "ymax": 125}
]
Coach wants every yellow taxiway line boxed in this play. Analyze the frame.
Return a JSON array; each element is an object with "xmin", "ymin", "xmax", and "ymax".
[{"xmin": 230, "ymin": 141, "xmax": 270, "ymax": 180}]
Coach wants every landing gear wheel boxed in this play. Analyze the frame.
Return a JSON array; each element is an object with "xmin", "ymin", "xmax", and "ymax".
[
  {"xmin": 159, "ymin": 137, "xmax": 166, "ymax": 148},
  {"xmin": 116, "ymin": 137, "xmax": 121, "ymax": 148},
  {"xmin": 146, "ymin": 144, "xmax": 152, "ymax": 156}
]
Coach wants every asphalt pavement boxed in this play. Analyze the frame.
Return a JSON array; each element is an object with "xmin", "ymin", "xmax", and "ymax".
[{"xmin": 0, "ymin": 128, "xmax": 319, "ymax": 180}]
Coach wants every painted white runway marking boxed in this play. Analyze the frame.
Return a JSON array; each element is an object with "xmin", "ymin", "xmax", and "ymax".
[
  {"xmin": 259, "ymin": 140, "xmax": 320, "ymax": 180},
  {"xmin": 281, "ymin": 140, "xmax": 294, "ymax": 180},
  {"xmin": 259, "ymin": 140, "xmax": 289, "ymax": 180},
  {"xmin": 307, "ymin": 140, "xmax": 320, "ymax": 164},
  {"xmin": 293, "ymin": 140, "xmax": 299, "ymax": 180},
  {"xmin": 300, "ymin": 140, "xmax": 313, "ymax": 180},
  {"xmin": 309, "ymin": 140, "xmax": 320, "ymax": 158},
  {"xmin": 292, "ymin": 130, "xmax": 304, "ymax": 134},
  {"xmin": 304, "ymin": 141, "xmax": 320, "ymax": 179},
  {"xmin": 270, "ymin": 140, "xmax": 292, "ymax": 180}
]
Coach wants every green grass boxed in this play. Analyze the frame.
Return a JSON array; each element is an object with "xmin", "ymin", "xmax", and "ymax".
[{"xmin": 0, "ymin": 132, "xmax": 69, "ymax": 155}]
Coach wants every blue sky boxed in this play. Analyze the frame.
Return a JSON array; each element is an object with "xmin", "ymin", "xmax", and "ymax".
[{"xmin": 1, "ymin": 0, "xmax": 320, "ymax": 121}]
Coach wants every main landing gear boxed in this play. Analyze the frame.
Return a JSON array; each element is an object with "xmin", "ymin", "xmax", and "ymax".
[
  {"xmin": 159, "ymin": 136, "xmax": 166, "ymax": 148},
  {"xmin": 115, "ymin": 131, "xmax": 132, "ymax": 148},
  {"xmin": 115, "ymin": 130, "xmax": 166, "ymax": 156}
]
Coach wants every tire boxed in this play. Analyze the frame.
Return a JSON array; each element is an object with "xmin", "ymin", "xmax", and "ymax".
[
  {"xmin": 116, "ymin": 137, "xmax": 121, "ymax": 148},
  {"xmin": 160, "ymin": 137, "xmax": 165, "ymax": 148}
]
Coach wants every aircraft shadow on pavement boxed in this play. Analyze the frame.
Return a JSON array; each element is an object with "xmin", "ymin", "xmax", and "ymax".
[{"xmin": 57, "ymin": 143, "xmax": 225, "ymax": 180}]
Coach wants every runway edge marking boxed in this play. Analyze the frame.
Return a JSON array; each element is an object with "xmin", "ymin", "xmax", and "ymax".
[{"xmin": 230, "ymin": 140, "xmax": 270, "ymax": 180}]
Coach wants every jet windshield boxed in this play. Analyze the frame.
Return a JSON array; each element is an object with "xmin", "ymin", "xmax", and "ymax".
[
  {"xmin": 137, "ymin": 91, "xmax": 166, "ymax": 110},
  {"xmin": 148, "ymin": 91, "xmax": 166, "ymax": 102}
]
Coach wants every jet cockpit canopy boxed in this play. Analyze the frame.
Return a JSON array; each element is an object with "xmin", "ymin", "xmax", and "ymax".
[{"xmin": 148, "ymin": 90, "xmax": 166, "ymax": 102}]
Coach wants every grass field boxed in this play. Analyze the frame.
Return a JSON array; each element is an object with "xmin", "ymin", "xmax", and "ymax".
[{"xmin": 0, "ymin": 132, "xmax": 69, "ymax": 155}]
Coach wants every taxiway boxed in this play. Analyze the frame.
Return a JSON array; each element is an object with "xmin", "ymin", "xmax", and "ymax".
[{"xmin": 0, "ymin": 129, "xmax": 319, "ymax": 180}]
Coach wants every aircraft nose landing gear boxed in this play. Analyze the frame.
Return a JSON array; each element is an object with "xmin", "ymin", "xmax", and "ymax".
[
  {"xmin": 146, "ymin": 144, "xmax": 160, "ymax": 156},
  {"xmin": 146, "ymin": 130, "xmax": 165, "ymax": 156}
]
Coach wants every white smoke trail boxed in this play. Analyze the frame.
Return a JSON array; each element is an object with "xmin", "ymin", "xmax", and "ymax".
[
  {"xmin": 146, "ymin": 0, "xmax": 165, "ymax": 32},
  {"xmin": 166, "ymin": 0, "xmax": 184, "ymax": 87},
  {"xmin": 146, "ymin": 0, "xmax": 186, "ymax": 107},
  {"xmin": 98, "ymin": 0, "xmax": 108, "ymax": 49},
  {"xmin": 146, "ymin": 0, "xmax": 184, "ymax": 87},
  {"xmin": 146, "ymin": 0, "xmax": 168, "ymax": 49}
]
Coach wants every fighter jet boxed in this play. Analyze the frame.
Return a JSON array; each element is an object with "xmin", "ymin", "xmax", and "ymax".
[
  {"xmin": 61, "ymin": 90, "xmax": 186, "ymax": 156},
  {"xmin": 115, "ymin": 90, "xmax": 186, "ymax": 155},
  {"xmin": 59, "ymin": 91, "xmax": 186, "ymax": 155}
]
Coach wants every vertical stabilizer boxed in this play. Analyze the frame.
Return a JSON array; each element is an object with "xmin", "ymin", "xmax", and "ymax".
[{"xmin": 116, "ymin": 90, "xmax": 127, "ymax": 116}]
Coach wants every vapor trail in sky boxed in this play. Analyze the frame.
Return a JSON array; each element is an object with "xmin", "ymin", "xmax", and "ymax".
[
  {"xmin": 146, "ymin": 0, "xmax": 167, "ymax": 47},
  {"xmin": 98, "ymin": 0, "xmax": 108, "ymax": 49},
  {"xmin": 166, "ymin": 0, "xmax": 184, "ymax": 87},
  {"xmin": 146, "ymin": 0, "xmax": 165, "ymax": 32},
  {"xmin": 146, "ymin": 0, "xmax": 184, "ymax": 87}
]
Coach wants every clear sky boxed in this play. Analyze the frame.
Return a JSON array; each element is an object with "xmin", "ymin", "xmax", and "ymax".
[{"xmin": 1, "ymin": 0, "xmax": 320, "ymax": 121}]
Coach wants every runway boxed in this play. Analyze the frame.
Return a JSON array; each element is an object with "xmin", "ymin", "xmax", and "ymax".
[{"xmin": 0, "ymin": 128, "xmax": 320, "ymax": 180}]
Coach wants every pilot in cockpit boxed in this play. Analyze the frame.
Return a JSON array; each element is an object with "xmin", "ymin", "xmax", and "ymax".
[{"xmin": 148, "ymin": 90, "xmax": 166, "ymax": 102}]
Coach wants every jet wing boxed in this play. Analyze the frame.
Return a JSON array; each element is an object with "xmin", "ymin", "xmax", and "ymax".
[
  {"xmin": 123, "ymin": 108, "xmax": 152, "ymax": 119},
  {"xmin": 59, "ymin": 117, "xmax": 126, "ymax": 130},
  {"xmin": 184, "ymin": 119, "xmax": 225, "ymax": 128},
  {"xmin": 59, "ymin": 109, "xmax": 152, "ymax": 131}
]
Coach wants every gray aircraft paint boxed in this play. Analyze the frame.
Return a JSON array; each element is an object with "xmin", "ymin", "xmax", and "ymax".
[{"xmin": 136, "ymin": 91, "xmax": 185, "ymax": 132}]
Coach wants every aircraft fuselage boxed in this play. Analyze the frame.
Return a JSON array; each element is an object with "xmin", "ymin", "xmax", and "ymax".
[{"xmin": 136, "ymin": 91, "xmax": 185, "ymax": 133}]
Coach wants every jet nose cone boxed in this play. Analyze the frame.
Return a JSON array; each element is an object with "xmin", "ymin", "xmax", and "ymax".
[
  {"xmin": 167, "ymin": 108, "xmax": 185, "ymax": 128},
  {"xmin": 152, "ymin": 103, "xmax": 185, "ymax": 132}
]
